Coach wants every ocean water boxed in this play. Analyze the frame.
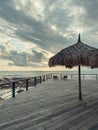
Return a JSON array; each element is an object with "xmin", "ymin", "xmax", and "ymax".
[
  {"xmin": 0, "ymin": 69, "xmax": 98, "ymax": 79},
  {"xmin": 0, "ymin": 71, "xmax": 46, "ymax": 78}
]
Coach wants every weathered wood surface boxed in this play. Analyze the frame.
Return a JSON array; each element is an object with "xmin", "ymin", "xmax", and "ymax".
[{"xmin": 0, "ymin": 79, "xmax": 98, "ymax": 130}]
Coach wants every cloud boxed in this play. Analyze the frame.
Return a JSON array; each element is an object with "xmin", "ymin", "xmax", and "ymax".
[
  {"xmin": 0, "ymin": 45, "xmax": 6, "ymax": 54},
  {"xmin": 0, "ymin": 45, "xmax": 49, "ymax": 67},
  {"xmin": 1, "ymin": 1, "xmax": 70, "ymax": 53},
  {"xmin": 0, "ymin": 0, "xmax": 98, "ymax": 69}
]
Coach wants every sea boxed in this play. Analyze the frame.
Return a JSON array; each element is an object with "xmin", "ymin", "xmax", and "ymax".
[{"xmin": 0, "ymin": 69, "xmax": 98, "ymax": 78}]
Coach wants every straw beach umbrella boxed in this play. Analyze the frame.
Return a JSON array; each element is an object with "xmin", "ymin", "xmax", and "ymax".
[{"xmin": 48, "ymin": 34, "xmax": 98, "ymax": 100}]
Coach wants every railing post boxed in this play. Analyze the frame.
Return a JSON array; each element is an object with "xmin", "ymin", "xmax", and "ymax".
[
  {"xmin": 26, "ymin": 79, "xmax": 28, "ymax": 91},
  {"xmin": 46, "ymin": 75, "xmax": 47, "ymax": 80},
  {"xmin": 83, "ymin": 74, "xmax": 85, "ymax": 80},
  {"xmin": 71, "ymin": 74, "xmax": 73, "ymax": 79},
  {"xmin": 60, "ymin": 74, "xmax": 62, "ymax": 79},
  {"xmin": 49, "ymin": 74, "xmax": 50, "ymax": 79},
  {"xmin": 96, "ymin": 74, "xmax": 97, "ymax": 80},
  {"xmin": 51, "ymin": 73, "xmax": 52, "ymax": 79},
  {"xmin": 40, "ymin": 76, "xmax": 41, "ymax": 84},
  {"xmin": 47, "ymin": 74, "xmax": 48, "ymax": 80},
  {"xmin": 48, "ymin": 74, "xmax": 49, "ymax": 80},
  {"xmin": 12, "ymin": 82, "xmax": 15, "ymax": 98},
  {"xmin": 34, "ymin": 77, "xmax": 36, "ymax": 86},
  {"xmin": 43, "ymin": 75, "xmax": 45, "ymax": 81}
]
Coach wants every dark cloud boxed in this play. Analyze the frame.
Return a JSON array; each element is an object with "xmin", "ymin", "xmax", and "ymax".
[
  {"xmin": 71, "ymin": 0, "xmax": 98, "ymax": 26},
  {"xmin": 0, "ymin": 45, "xmax": 6, "ymax": 54},
  {"xmin": 0, "ymin": 0, "xmax": 98, "ymax": 68},
  {"xmin": 0, "ymin": 0, "xmax": 70, "ymax": 52},
  {"xmin": 0, "ymin": 46, "xmax": 48, "ymax": 67},
  {"xmin": 32, "ymin": 50, "xmax": 45, "ymax": 62}
]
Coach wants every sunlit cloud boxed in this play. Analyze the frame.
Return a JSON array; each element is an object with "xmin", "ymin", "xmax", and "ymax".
[
  {"xmin": 67, "ymin": 25, "xmax": 84, "ymax": 34},
  {"xmin": 68, "ymin": 6, "xmax": 85, "ymax": 17},
  {"xmin": 48, "ymin": 3, "xmax": 56, "ymax": 11},
  {"xmin": 50, "ymin": 25, "xmax": 57, "ymax": 32},
  {"xmin": 0, "ymin": 0, "xmax": 98, "ymax": 70}
]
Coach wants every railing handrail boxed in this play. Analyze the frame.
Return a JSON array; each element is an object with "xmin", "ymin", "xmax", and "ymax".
[
  {"xmin": 0, "ymin": 73, "xmax": 52, "ymax": 98},
  {"xmin": 0, "ymin": 74, "xmax": 50, "ymax": 86},
  {"xmin": 0, "ymin": 73, "xmax": 97, "ymax": 99},
  {"xmin": 52, "ymin": 73, "xmax": 98, "ymax": 75}
]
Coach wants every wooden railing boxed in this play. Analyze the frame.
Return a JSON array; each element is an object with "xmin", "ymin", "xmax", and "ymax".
[
  {"xmin": 51, "ymin": 73, "xmax": 98, "ymax": 80},
  {"xmin": 0, "ymin": 73, "xmax": 98, "ymax": 99},
  {"xmin": 0, "ymin": 74, "xmax": 52, "ymax": 98}
]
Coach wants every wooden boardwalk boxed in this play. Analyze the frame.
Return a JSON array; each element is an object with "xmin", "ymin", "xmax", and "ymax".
[{"xmin": 0, "ymin": 79, "xmax": 98, "ymax": 130}]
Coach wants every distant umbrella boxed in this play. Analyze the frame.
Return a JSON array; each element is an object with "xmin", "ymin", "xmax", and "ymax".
[{"xmin": 48, "ymin": 34, "xmax": 98, "ymax": 100}]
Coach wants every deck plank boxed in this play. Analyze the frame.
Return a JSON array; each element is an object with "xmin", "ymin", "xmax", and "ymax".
[{"xmin": 0, "ymin": 79, "xmax": 98, "ymax": 130}]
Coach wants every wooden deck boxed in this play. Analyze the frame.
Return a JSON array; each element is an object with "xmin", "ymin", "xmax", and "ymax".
[{"xmin": 0, "ymin": 79, "xmax": 98, "ymax": 130}]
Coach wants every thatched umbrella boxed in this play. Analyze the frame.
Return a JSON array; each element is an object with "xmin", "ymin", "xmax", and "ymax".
[{"xmin": 48, "ymin": 34, "xmax": 98, "ymax": 100}]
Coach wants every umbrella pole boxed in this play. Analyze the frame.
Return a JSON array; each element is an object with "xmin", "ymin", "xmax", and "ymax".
[{"xmin": 78, "ymin": 64, "xmax": 82, "ymax": 100}]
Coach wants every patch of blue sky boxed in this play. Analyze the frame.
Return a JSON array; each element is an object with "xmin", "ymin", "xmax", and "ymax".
[{"xmin": 10, "ymin": 40, "xmax": 26, "ymax": 51}]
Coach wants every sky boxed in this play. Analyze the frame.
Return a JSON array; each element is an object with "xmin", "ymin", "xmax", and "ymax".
[{"xmin": 0, "ymin": 0, "xmax": 98, "ymax": 71}]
